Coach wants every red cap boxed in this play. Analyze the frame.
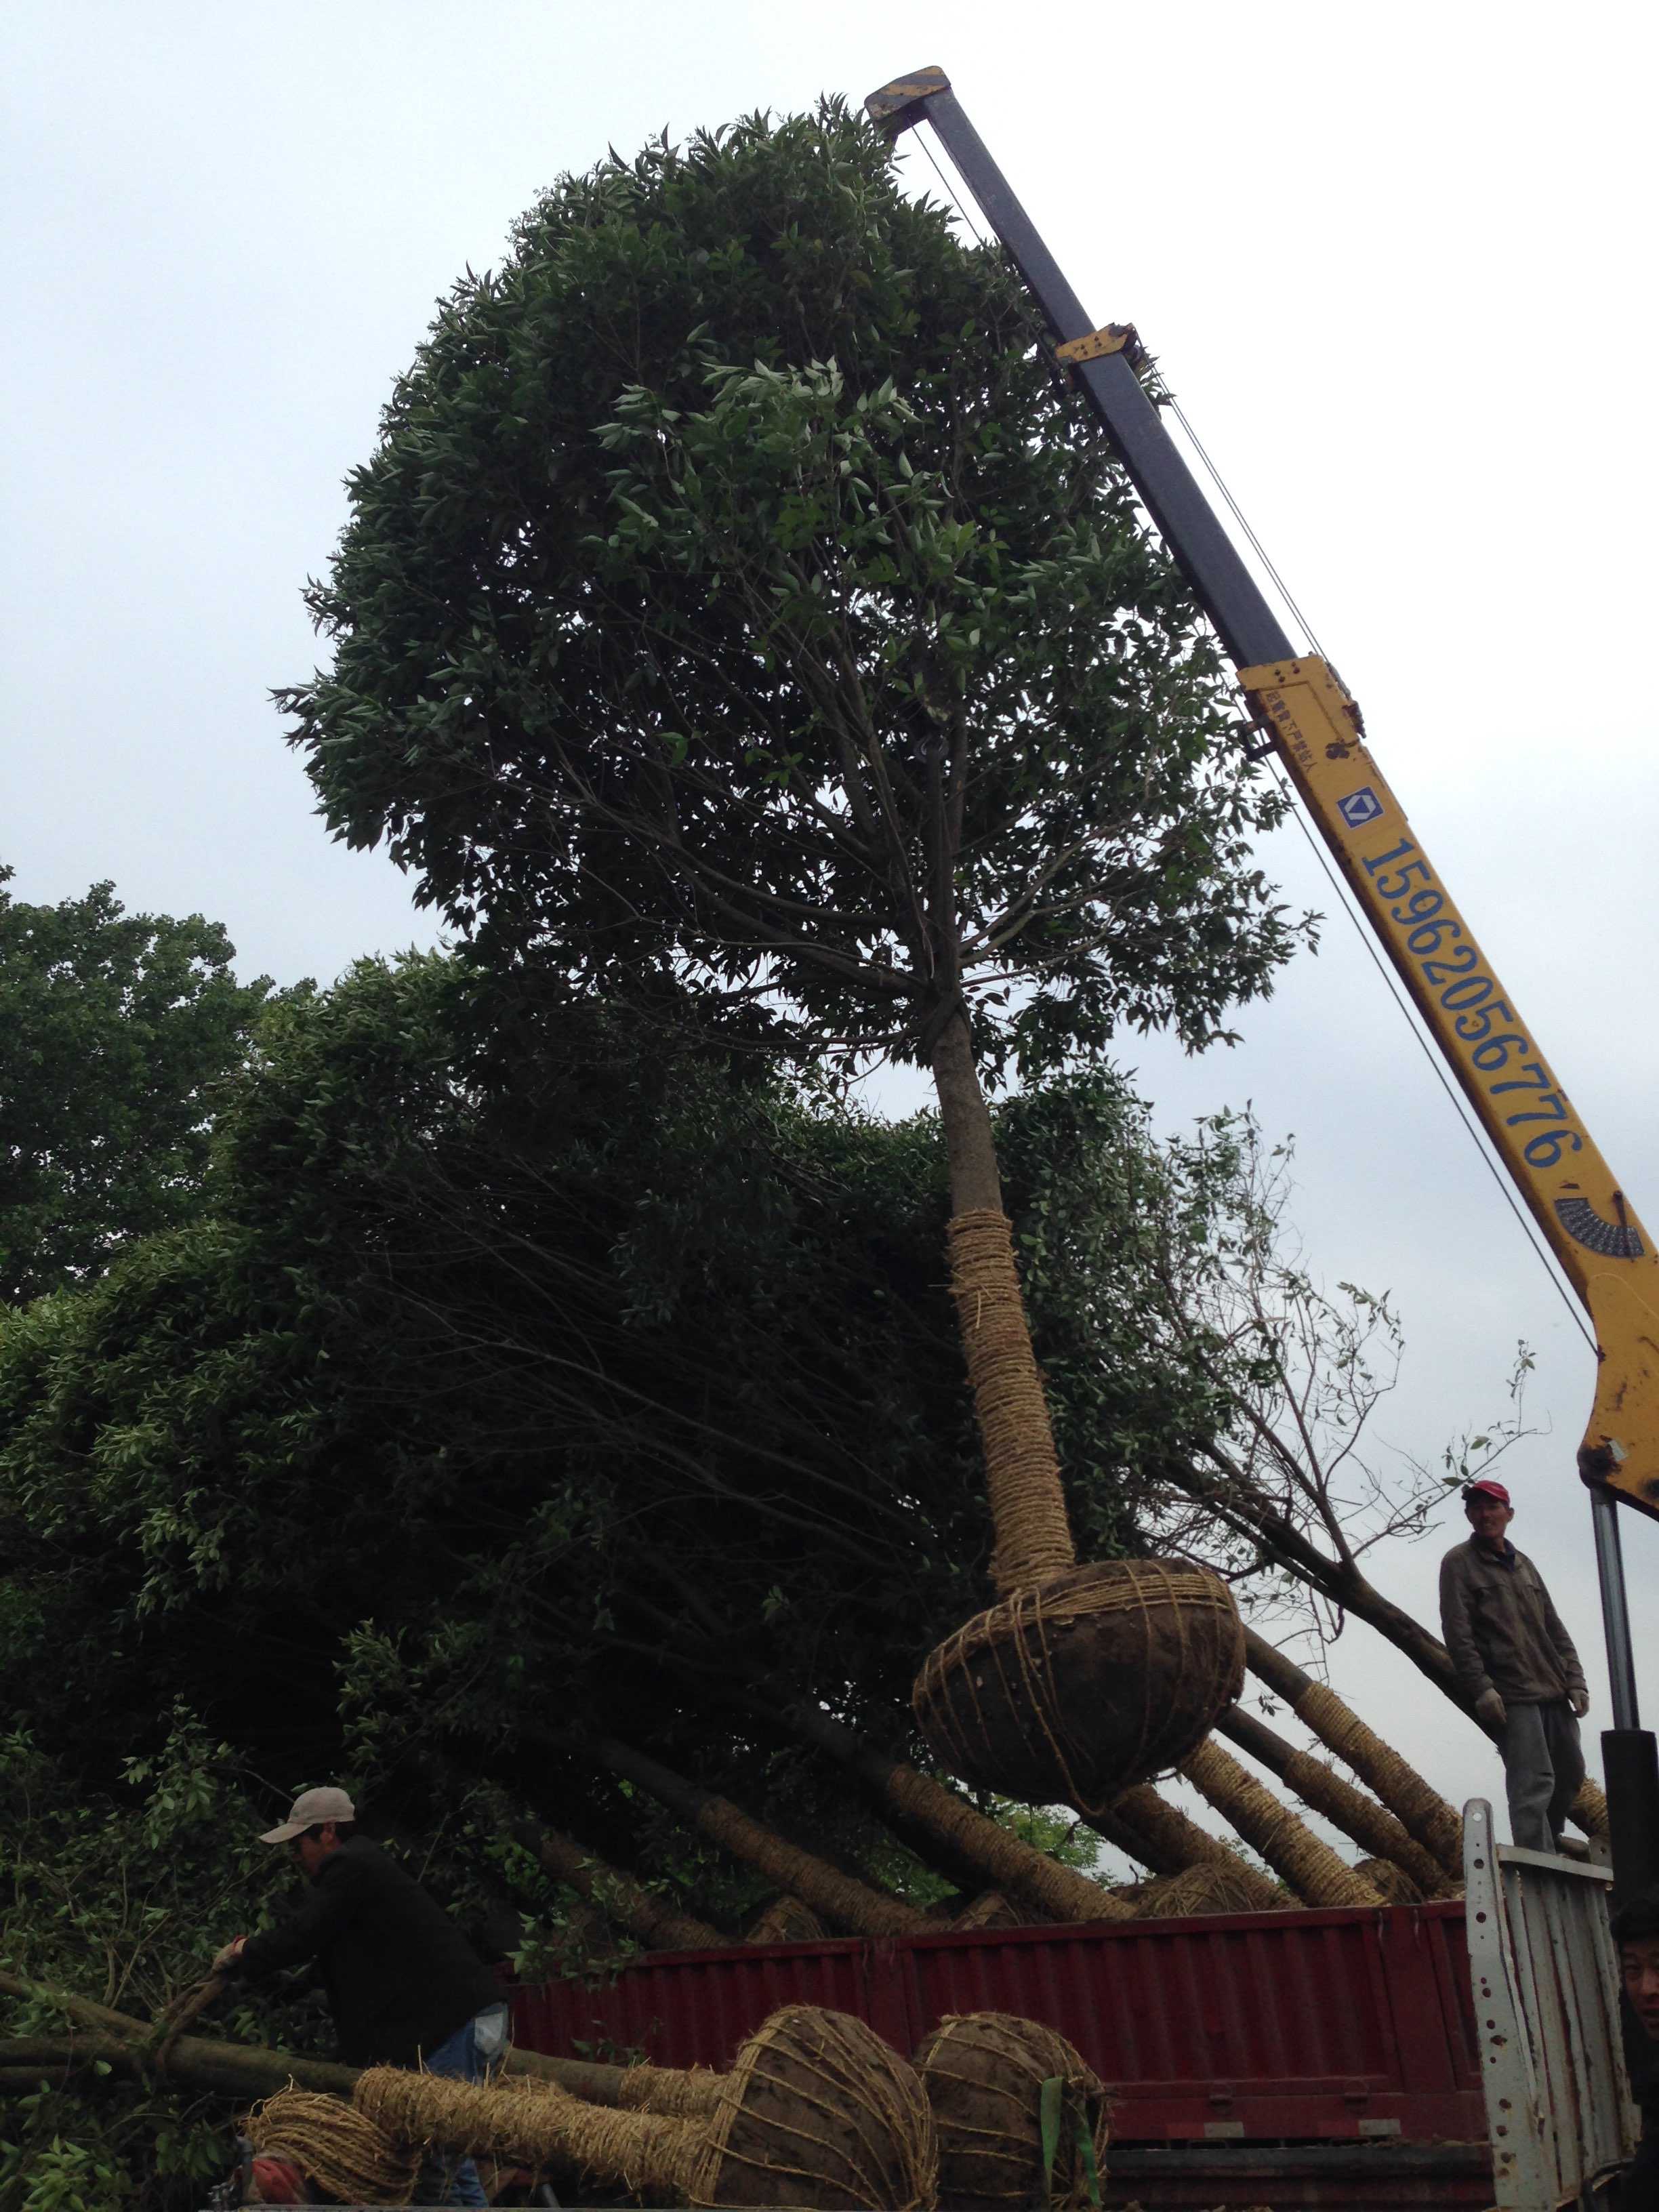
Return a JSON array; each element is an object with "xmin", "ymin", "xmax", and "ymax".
[{"xmin": 1465, "ymin": 1478, "xmax": 1511, "ymax": 1506}]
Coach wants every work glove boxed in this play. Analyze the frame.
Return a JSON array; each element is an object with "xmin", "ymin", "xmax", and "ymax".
[
  {"xmin": 1570, "ymin": 1687, "xmax": 1591, "ymax": 1719},
  {"xmin": 1475, "ymin": 1687, "xmax": 1507, "ymax": 1732},
  {"xmin": 211, "ymin": 1937, "xmax": 247, "ymax": 1974}
]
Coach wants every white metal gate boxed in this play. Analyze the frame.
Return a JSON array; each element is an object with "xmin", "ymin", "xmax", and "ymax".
[{"xmin": 1464, "ymin": 1797, "xmax": 1637, "ymax": 2209}]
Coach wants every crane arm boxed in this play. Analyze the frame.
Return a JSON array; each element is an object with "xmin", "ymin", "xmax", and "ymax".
[{"xmin": 868, "ymin": 66, "xmax": 1659, "ymax": 1523}]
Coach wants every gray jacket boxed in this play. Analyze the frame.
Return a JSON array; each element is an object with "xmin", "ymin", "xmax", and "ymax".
[{"xmin": 1439, "ymin": 1536, "xmax": 1586, "ymax": 1705}]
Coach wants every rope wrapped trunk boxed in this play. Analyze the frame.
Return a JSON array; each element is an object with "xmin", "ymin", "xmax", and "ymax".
[
  {"xmin": 1179, "ymin": 1740, "xmax": 1385, "ymax": 1908},
  {"xmin": 596, "ymin": 1736, "xmax": 930, "ymax": 1938},
  {"xmin": 1218, "ymin": 1704, "xmax": 1458, "ymax": 1899},
  {"xmin": 787, "ymin": 1700, "xmax": 1132, "ymax": 1923},
  {"xmin": 1246, "ymin": 1630, "xmax": 1466, "ymax": 1879}
]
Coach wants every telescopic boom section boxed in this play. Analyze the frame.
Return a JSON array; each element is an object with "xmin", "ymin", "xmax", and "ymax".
[{"xmin": 868, "ymin": 65, "xmax": 1659, "ymax": 1528}]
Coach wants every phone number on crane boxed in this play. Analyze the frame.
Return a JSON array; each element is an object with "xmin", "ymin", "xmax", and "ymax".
[{"xmin": 1359, "ymin": 835, "xmax": 1582, "ymax": 1170}]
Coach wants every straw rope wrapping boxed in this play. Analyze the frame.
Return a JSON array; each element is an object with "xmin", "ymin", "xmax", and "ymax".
[
  {"xmin": 1572, "ymin": 1776, "xmax": 1611, "ymax": 1841},
  {"xmin": 914, "ymin": 2011, "xmax": 1108, "ymax": 2211},
  {"xmin": 879, "ymin": 1761, "xmax": 1131, "ymax": 1923},
  {"xmin": 1131, "ymin": 1861, "xmax": 1277, "ymax": 1919},
  {"xmin": 1293, "ymin": 1681, "xmax": 1464, "ymax": 1878},
  {"xmin": 1179, "ymin": 1740, "xmax": 1385, "ymax": 1908},
  {"xmin": 244, "ymin": 2088, "xmax": 421, "ymax": 2205},
  {"xmin": 1353, "ymin": 1856, "xmax": 1427, "ymax": 1904},
  {"xmin": 356, "ymin": 2065, "xmax": 692, "ymax": 2197},
  {"xmin": 687, "ymin": 2004, "xmax": 939, "ymax": 2211},
  {"xmin": 1218, "ymin": 1707, "xmax": 1458, "ymax": 1899},
  {"xmin": 746, "ymin": 1896, "xmax": 828, "ymax": 1946},
  {"xmin": 617, "ymin": 2061, "xmax": 725, "ymax": 2119},
  {"xmin": 914, "ymin": 1561, "xmax": 1244, "ymax": 1807},
  {"xmin": 946, "ymin": 1210, "xmax": 1074, "ymax": 1593}
]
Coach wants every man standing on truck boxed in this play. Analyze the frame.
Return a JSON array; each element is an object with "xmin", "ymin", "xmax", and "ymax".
[
  {"xmin": 211, "ymin": 1786, "xmax": 506, "ymax": 2208},
  {"xmin": 1439, "ymin": 1478, "xmax": 1590, "ymax": 1853}
]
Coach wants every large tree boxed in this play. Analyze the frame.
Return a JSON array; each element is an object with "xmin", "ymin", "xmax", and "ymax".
[
  {"xmin": 279, "ymin": 105, "xmax": 1303, "ymax": 1786},
  {"xmin": 0, "ymin": 868, "xmax": 270, "ymax": 1303}
]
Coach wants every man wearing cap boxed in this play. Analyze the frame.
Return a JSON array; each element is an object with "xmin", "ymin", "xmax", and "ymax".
[
  {"xmin": 212, "ymin": 1786, "xmax": 505, "ymax": 2207},
  {"xmin": 1439, "ymin": 1479, "xmax": 1590, "ymax": 1854}
]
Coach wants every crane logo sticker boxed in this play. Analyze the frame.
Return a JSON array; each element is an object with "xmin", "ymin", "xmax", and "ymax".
[{"xmin": 1337, "ymin": 786, "xmax": 1385, "ymax": 830}]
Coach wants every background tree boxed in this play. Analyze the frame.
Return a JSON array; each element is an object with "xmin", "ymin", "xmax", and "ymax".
[{"xmin": 0, "ymin": 867, "xmax": 271, "ymax": 1303}]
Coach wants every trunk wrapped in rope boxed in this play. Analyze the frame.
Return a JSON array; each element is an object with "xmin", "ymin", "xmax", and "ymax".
[
  {"xmin": 359, "ymin": 2066, "xmax": 691, "ymax": 2196},
  {"xmin": 796, "ymin": 1706, "xmax": 1131, "ymax": 1923},
  {"xmin": 1245, "ymin": 1633, "xmax": 1464, "ymax": 1878},
  {"xmin": 1218, "ymin": 1704, "xmax": 1458, "ymax": 1899},
  {"xmin": 914, "ymin": 2011, "xmax": 1108, "ymax": 2211},
  {"xmin": 1082, "ymin": 1787, "xmax": 1282, "ymax": 1908},
  {"xmin": 359, "ymin": 2006, "xmax": 937, "ymax": 2209},
  {"xmin": 1179, "ymin": 1739, "xmax": 1385, "ymax": 1908},
  {"xmin": 1572, "ymin": 1775, "xmax": 1610, "ymax": 1840},
  {"xmin": 1353, "ymin": 1855, "xmax": 1427, "ymax": 1904},
  {"xmin": 920, "ymin": 1021, "xmax": 1246, "ymax": 1809},
  {"xmin": 598, "ymin": 1738, "xmax": 928, "ymax": 1938},
  {"xmin": 1131, "ymin": 1861, "xmax": 1278, "ymax": 1918},
  {"xmin": 516, "ymin": 1814, "xmax": 728, "ymax": 1950},
  {"xmin": 746, "ymin": 1896, "xmax": 827, "ymax": 1944},
  {"xmin": 914, "ymin": 1561, "xmax": 1244, "ymax": 1809},
  {"xmin": 945, "ymin": 1210, "xmax": 1075, "ymax": 1594},
  {"xmin": 951, "ymin": 1890, "xmax": 1038, "ymax": 1931}
]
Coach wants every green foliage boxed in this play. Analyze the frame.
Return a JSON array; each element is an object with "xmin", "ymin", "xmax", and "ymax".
[
  {"xmin": 0, "ymin": 869, "xmax": 271, "ymax": 1303},
  {"xmin": 281, "ymin": 106, "xmax": 1301, "ymax": 1080},
  {"xmin": 0, "ymin": 1717, "xmax": 320, "ymax": 2212}
]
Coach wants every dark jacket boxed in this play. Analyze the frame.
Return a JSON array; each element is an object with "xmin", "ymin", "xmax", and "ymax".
[
  {"xmin": 1438, "ymin": 1536, "xmax": 1586, "ymax": 1706},
  {"xmin": 235, "ymin": 1837, "xmax": 499, "ymax": 2066}
]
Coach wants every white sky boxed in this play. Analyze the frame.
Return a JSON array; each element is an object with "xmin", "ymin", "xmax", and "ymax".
[{"xmin": 6, "ymin": 0, "xmax": 1656, "ymax": 1870}]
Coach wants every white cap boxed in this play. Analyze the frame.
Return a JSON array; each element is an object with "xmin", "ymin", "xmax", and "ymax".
[{"xmin": 259, "ymin": 1785, "xmax": 356, "ymax": 1845}]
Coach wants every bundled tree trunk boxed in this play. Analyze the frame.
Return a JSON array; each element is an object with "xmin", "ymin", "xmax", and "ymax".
[
  {"xmin": 594, "ymin": 1737, "xmax": 930, "ymax": 1938},
  {"xmin": 1178, "ymin": 1740, "xmax": 1385, "ymax": 1908},
  {"xmin": 1218, "ymin": 1704, "xmax": 1458, "ymax": 1899},
  {"xmin": 1079, "ymin": 1788, "xmax": 1283, "ymax": 1910},
  {"xmin": 783, "ymin": 1700, "xmax": 1132, "ymax": 1923},
  {"xmin": 506, "ymin": 1807, "xmax": 730, "ymax": 1950},
  {"xmin": 1246, "ymin": 1632, "xmax": 1465, "ymax": 1879},
  {"xmin": 355, "ymin": 2003, "xmax": 939, "ymax": 2210},
  {"xmin": 912, "ymin": 1015, "xmax": 1245, "ymax": 1811}
]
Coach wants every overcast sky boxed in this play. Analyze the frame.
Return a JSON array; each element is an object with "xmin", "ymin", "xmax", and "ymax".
[{"xmin": 6, "ymin": 0, "xmax": 1656, "ymax": 1870}]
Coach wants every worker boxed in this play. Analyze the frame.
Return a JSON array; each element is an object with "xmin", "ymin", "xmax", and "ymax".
[
  {"xmin": 212, "ymin": 1786, "xmax": 506, "ymax": 2209},
  {"xmin": 1616, "ymin": 1889, "xmax": 1659, "ymax": 2208},
  {"xmin": 1438, "ymin": 1477, "xmax": 1589, "ymax": 1854}
]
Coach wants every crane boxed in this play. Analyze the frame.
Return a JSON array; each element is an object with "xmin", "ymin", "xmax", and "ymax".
[{"xmin": 866, "ymin": 64, "xmax": 1658, "ymax": 1896}]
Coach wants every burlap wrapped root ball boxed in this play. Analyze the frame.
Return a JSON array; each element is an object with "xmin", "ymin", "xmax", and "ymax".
[
  {"xmin": 914, "ymin": 2012, "xmax": 1109, "ymax": 2211},
  {"xmin": 913, "ymin": 1561, "xmax": 1245, "ymax": 1805},
  {"xmin": 356, "ymin": 2004, "xmax": 938, "ymax": 2211}
]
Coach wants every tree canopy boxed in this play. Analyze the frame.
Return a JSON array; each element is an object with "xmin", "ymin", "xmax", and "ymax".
[
  {"xmin": 0, "ymin": 868, "xmax": 271, "ymax": 1304},
  {"xmin": 281, "ymin": 106, "xmax": 1300, "ymax": 1082}
]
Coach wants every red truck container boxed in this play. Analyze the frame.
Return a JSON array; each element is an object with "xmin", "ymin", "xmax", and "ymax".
[{"xmin": 510, "ymin": 1900, "xmax": 1494, "ymax": 2207}]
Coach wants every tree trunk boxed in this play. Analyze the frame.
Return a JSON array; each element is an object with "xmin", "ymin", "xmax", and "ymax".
[
  {"xmin": 1219, "ymin": 1704, "xmax": 1458, "ymax": 1898},
  {"xmin": 594, "ymin": 1737, "xmax": 929, "ymax": 1938},
  {"xmin": 784, "ymin": 1700, "xmax": 1130, "ymax": 1922},
  {"xmin": 1179, "ymin": 1740, "xmax": 1385, "ymax": 1908},
  {"xmin": 1245, "ymin": 1631, "xmax": 1466, "ymax": 1877},
  {"xmin": 1078, "ymin": 1787, "xmax": 1284, "ymax": 1909},
  {"xmin": 929, "ymin": 1008, "xmax": 1075, "ymax": 1594},
  {"xmin": 506, "ymin": 1810, "xmax": 729, "ymax": 1951}
]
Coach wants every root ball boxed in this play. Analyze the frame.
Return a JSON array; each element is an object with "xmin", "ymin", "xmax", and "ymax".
[
  {"xmin": 914, "ymin": 2011, "xmax": 1107, "ymax": 2210},
  {"xmin": 912, "ymin": 1560, "xmax": 1244, "ymax": 1804}
]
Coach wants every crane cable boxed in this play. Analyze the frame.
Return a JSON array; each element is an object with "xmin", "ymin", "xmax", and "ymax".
[{"xmin": 901, "ymin": 123, "xmax": 1599, "ymax": 1356}]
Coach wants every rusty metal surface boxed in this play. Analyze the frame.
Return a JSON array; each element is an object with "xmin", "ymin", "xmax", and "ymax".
[{"xmin": 509, "ymin": 1900, "xmax": 1485, "ymax": 2146}]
